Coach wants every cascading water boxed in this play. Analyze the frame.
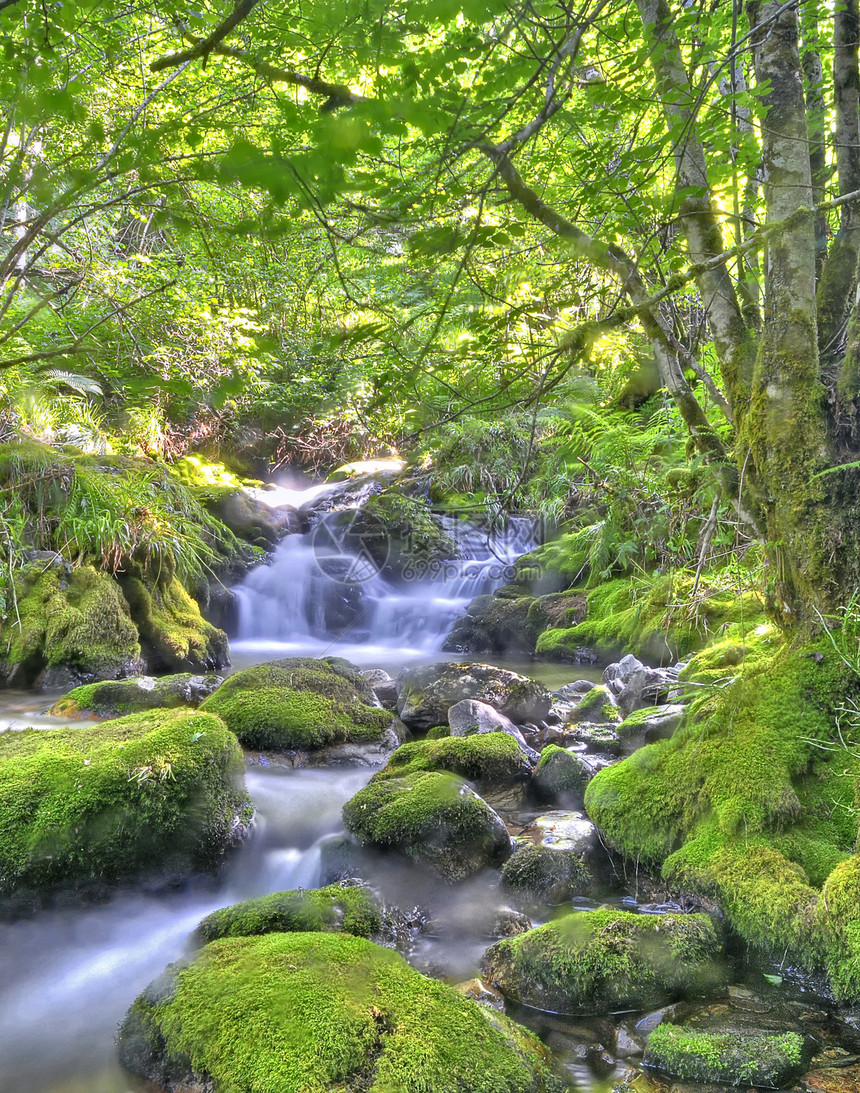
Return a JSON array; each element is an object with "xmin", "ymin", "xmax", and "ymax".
[{"xmin": 231, "ymin": 499, "xmax": 539, "ymax": 663}]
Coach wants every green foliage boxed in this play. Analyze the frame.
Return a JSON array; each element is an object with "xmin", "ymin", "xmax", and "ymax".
[
  {"xmin": 0, "ymin": 708, "xmax": 249, "ymax": 895},
  {"xmin": 200, "ymin": 658, "xmax": 390, "ymax": 751},
  {"xmin": 646, "ymin": 1025, "xmax": 808, "ymax": 1087},
  {"xmin": 194, "ymin": 884, "xmax": 382, "ymax": 944},
  {"xmin": 120, "ymin": 932, "xmax": 562, "ymax": 1093}
]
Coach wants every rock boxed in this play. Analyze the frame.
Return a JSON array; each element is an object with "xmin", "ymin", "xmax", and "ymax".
[
  {"xmin": 119, "ymin": 933, "xmax": 562, "ymax": 1093},
  {"xmin": 121, "ymin": 574, "xmax": 230, "ymax": 673},
  {"xmin": 396, "ymin": 661, "xmax": 551, "ymax": 729},
  {"xmin": 519, "ymin": 810, "xmax": 600, "ymax": 860},
  {"xmin": 50, "ymin": 672, "xmax": 223, "ymax": 719},
  {"xmin": 193, "ymin": 883, "xmax": 382, "ymax": 944},
  {"xmin": 603, "ymin": 655, "xmax": 679, "ymax": 716},
  {"xmin": 453, "ymin": 978, "xmax": 507, "ymax": 1011},
  {"xmin": 531, "ymin": 745, "xmax": 592, "ymax": 806},
  {"xmin": 317, "ymin": 834, "xmax": 376, "ymax": 886},
  {"xmin": 491, "ymin": 908, "xmax": 533, "ymax": 938},
  {"xmin": 200, "ymin": 657, "xmax": 391, "ymax": 752},
  {"xmin": 481, "ymin": 909, "xmax": 723, "ymax": 1013},
  {"xmin": 362, "ymin": 668, "xmax": 398, "ymax": 710},
  {"xmin": 0, "ymin": 708, "xmax": 250, "ymax": 899},
  {"xmin": 573, "ymin": 684, "xmax": 620, "ymax": 724},
  {"xmin": 342, "ymin": 770, "xmax": 512, "ymax": 881},
  {"xmin": 0, "ymin": 564, "xmax": 145, "ymax": 688},
  {"xmin": 645, "ymin": 1023, "xmax": 809, "ymax": 1087},
  {"xmin": 556, "ymin": 680, "xmax": 596, "ymax": 699},
  {"xmin": 371, "ymin": 732, "xmax": 533, "ymax": 788},
  {"xmin": 443, "ymin": 589, "xmax": 547, "ymax": 655},
  {"xmin": 501, "ymin": 844, "xmax": 591, "ymax": 905},
  {"xmin": 635, "ymin": 1005, "xmax": 681, "ymax": 1034},
  {"xmin": 615, "ymin": 1024, "xmax": 644, "ymax": 1057},
  {"xmin": 570, "ymin": 723, "xmax": 623, "ymax": 754},
  {"xmin": 448, "ymin": 699, "xmax": 540, "ymax": 761},
  {"xmin": 804, "ymin": 1063, "xmax": 860, "ymax": 1092},
  {"xmin": 616, "ymin": 703, "xmax": 685, "ymax": 751}
]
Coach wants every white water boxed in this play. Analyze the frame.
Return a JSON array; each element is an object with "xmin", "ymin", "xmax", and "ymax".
[{"xmin": 231, "ymin": 515, "xmax": 539, "ymax": 664}]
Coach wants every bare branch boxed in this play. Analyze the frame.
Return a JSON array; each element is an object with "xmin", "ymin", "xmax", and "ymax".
[{"xmin": 150, "ymin": 0, "xmax": 262, "ymax": 72}]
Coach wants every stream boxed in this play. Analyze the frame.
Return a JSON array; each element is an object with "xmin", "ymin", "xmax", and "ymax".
[{"xmin": 1, "ymin": 491, "xmax": 856, "ymax": 1093}]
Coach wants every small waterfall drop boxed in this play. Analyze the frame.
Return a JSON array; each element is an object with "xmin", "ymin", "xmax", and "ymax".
[{"xmin": 231, "ymin": 510, "xmax": 539, "ymax": 662}]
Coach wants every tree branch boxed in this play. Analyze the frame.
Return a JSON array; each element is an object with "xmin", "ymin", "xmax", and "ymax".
[{"xmin": 150, "ymin": 0, "xmax": 262, "ymax": 72}]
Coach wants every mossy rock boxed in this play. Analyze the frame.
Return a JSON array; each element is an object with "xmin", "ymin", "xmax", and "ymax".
[
  {"xmin": 444, "ymin": 590, "xmax": 547, "ymax": 655},
  {"xmin": 348, "ymin": 489, "xmax": 457, "ymax": 575},
  {"xmin": 535, "ymin": 572, "xmax": 766, "ymax": 663},
  {"xmin": 573, "ymin": 684, "xmax": 620, "ymax": 724},
  {"xmin": 50, "ymin": 672, "xmax": 222, "ymax": 719},
  {"xmin": 645, "ymin": 1024, "xmax": 808, "ymax": 1087},
  {"xmin": 531, "ymin": 745, "xmax": 591, "ymax": 806},
  {"xmin": 396, "ymin": 661, "xmax": 551, "ymax": 729},
  {"xmin": 119, "ymin": 931, "xmax": 562, "ymax": 1093},
  {"xmin": 584, "ymin": 636, "xmax": 860, "ymax": 996},
  {"xmin": 373, "ymin": 733, "xmax": 532, "ymax": 787},
  {"xmin": 343, "ymin": 770, "xmax": 511, "ymax": 881},
  {"xmin": 0, "ymin": 708, "xmax": 250, "ymax": 897},
  {"xmin": 501, "ymin": 844, "xmax": 591, "ymax": 905},
  {"xmin": 0, "ymin": 564, "xmax": 143, "ymax": 687},
  {"xmin": 514, "ymin": 533, "xmax": 591, "ymax": 591},
  {"xmin": 194, "ymin": 883, "xmax": 382, "ymax": 944},
  {"xmin": 122, "ymin": 575, "xmax": 229, "ymax": 672},
  {"xmin": 201, "ymin": 658, "xmax": 390, "ymax": 752},
  {"xmin": 482, "ymin": 909, "xmax": 723, "ymax": 1014}
]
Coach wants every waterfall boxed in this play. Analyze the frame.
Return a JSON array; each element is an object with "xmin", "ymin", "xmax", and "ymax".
[{"xmin": 230, "ymin": 509, "xmax": 539, "ymax": 661}]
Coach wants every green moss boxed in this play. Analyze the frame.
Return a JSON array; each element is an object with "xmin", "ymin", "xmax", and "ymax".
[
  {"xmin": 501, "ymin": 845, "xmax": 590, "ymax": 904},
  {"xmin": 51, "ymin": 672, "xmax": 220, "ymax": 719},
  {"xmin": 123, "ymin": 575, "xmax": 228, "ymax": 672},
  {"xmin": 195, "ymin": 884, "xmax": 382, "ymax": 944},
  {"xmin": 646, "ymin": 1024, "xmax": 807, "ymax": 1087},
  {"xmin": 679, "ymin": 623, "xmax": 782, "ymax": 686},
  {"xmin": 816, "ymin": 855, "xmax": 860, "ymax": 1000},
  {"xmin": 585, "ymin": 637, "xmax": 860, "ymax": 990},
  {"xmin": 482, "ymin": 909, "xmax": 723, "ymax": 1013},
  {"xmin": 373, "ymin": 733, "xmax": 530, "ymax": 785},
  {"xmin": 342, "ymin": 771, "xmax": 510, "ymax": 879},
  {"xmin": 201, "ymin": 658, "xmax": 390, "ymax": 751},
  {"xmin": 426, "ymin": 724, "xmax": 451, "ymax": 739},
  {"xmin": 2, "ymin": 564, "xmax": 142, "ymax": 683},
  {"xmin": 360, "ymin": 490, "xmax": 456, "ymax": 570},
  {"xmin": 0, "ymin": 709, "xmax": 249, "ymax": 895},
  {"xmin": 515, "ymin": 534, "xmax": 590, "ymax": 588},
  {"xmin": 536, "ymin": 573, "xmax": 766, "ymax": 663},
  {"xmin": 573, "ymin": 685, "xmax": 618, "ymax": 723},
  {"xmin": 120, "ymin": 932, "xmax": 561, "ymax": 1093},
  {"xmin": 532, "ymin": 745, "xmax": 590, "ymax": 802}
]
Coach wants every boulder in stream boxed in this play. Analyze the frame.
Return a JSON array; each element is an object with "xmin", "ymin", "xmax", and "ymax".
[
  {"xmin": 119, "ymin": 932, "xmax": 562, "ymax": 1093},
  {"xmin": 200, "ymin": 657, "xmax": 391, "ymax": 752},
  {"xmin": 481, "ymin": 909, "xmax": 724, "ymax": 1013},
  {"xmin": 0, "ymin": 708, "xmax": 251, "ymax": 899},
  {"xmin": 501, "ymin": 844, "xmax": 592, "ymax": 905},
  {"xmin": 531, "ymin": 745, "xmax": 592, "ymax": 806},
  {"xmin": 448, "ymin": 698, "xmax": 539, "ymax": 761},
  {"xmin": 645, "ymin": 1023, "xmax": 809, "ymax": 1087},
  {"xmin": 342, "ymin": 770, "xmax": 512, "ymax": 881},
  {"xmin": 396, "ymin": 661, "xmax": 552, "ymax": 729},
  {"xmin": 50, "ymin": 672, "xmax": 223, "ymax": 719},
  {"xmin": 372, "ymin": 732, "xmax": 533, "ymax": 788}
]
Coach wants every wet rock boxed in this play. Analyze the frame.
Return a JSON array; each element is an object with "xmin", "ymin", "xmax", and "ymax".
[
  {"xmin": 491, "ymin": 908, "xmax": 533, "ymax": 938},
  {"xmin": 556, "ymin": 680, "xmax": 596, "ymax": 699},
  {"xmin": 645, "ymin": 1023, "xmax": 810, "ymax": 1087},
  {"xmin": 482, "ymin": 909, "xmax": 723, "ymax": 1014},
  {"xmin": 501, "ymin": 843, "xmax": 592, "ymax": 905},
  {"xmin": 616, "ymin": 703, "xmax": 685, "ymax": 751},
  {"xmin": 396, "ymin": 661, "xmax": 551, "ymax": 730},
  {"xmin": 453, "ymin": 977, "xmax": 507, "ymax": 1011},
  {"xmin": 804, "ymin": 1062, "xmax": 860, "ymax": 1092},
  {"xmin": 603, "ymin": 654, "xmax": 679, "ymax": 716},
  {"xmin": 50, "ymin": 672, "xmax": 223, "ymax": 719},
  {"xmin": 443, "ymin": 588, "xmax": 546, "ymax": 655},
  {"xmin": 574, "ymin": 684, "xmax": 621, "ymax": 724},
  {"xmin": 615, "ymin": 1024, "xmax": 644, "ymax": 1058},
  {"xmin": 531, "ymin": 745, "xmax": 592, "ymax": 807},
  {"xmin": 448, "ymin": 699, "xmax": 539, "ymax": 761},
  {"xmin": 518, "ymin": 810, "xmax": 600, "ymax": 860},
  {"xmin": 342, "ymin": 770, "xmax": 512, "ymax": 881},
  {"xmin": 362, "ymin": 668, "xmax": 398, "ymax": 710},
  {"xmin": 636, "ymin": 1005, "xmax": 682, "ymax": 1034},
  {"xmin": 570, "ymin": 723, "xmax": 624, "ymax": 754}
]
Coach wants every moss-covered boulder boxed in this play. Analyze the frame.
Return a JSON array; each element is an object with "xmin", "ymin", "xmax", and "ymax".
[
  {"xmin": 481, "ymin": 909, "xmax": 723, "ymax": 1013},
  {"xmin": 201, "ymin": 657, "xmax": 391, "ymax": 752},
  {"xmin": 536, "ymin": 573, "xmax": 766, "ymax": 663},
  {"xmin": 343, "ymin": 770, "xmax": 512, "ymax": 881},
  {"xmin": 373, "ymin": 733, "xmax": 532, "ymax": 787},
  {"xmin": 349, "ymin": 489, "xmax": 457, "ymax": 576},
  {"xmin": 396, "ymin": 661, "xmax": 551, "ymax": 729},
  {"xmin": 119, "ymin": 932, "xmax": 562, "ymax": 1093},
  {"xmin": 0, "ymin": 564, "xmax": 144, "ymax": 687},
  {"xmin": 443, "ymin": 588, "xmax": 549, "ymax": 655},
  {"xmin": 615, "ymin": 703, "xmax": 685, "ymax": 751},
  {"xmin": 194, "ymin": 883, "xmax": 382, "ymax": 944},
  {"xmin": 531, "ymin": 745, "xmax": 591, "ymax": 806},
  {"xmin": 645, "ymin": 1024, "xmax": 808, "ymax": 1087},
  {"xmin": 0, "ymin": 708, "xmax": 250, "ymax": 897},
  {"xmin": 50, "ymin": 672, "xmax": 223, "ymax": 719},
  {"xmin": 572, "ymin": 684, "xmax": 620, "ymax": 724},
  {"xmin": 123, "ymin": 575, "xmax": 229, "ymax": 672},
  {"xmin": 501, "ymin": 844, "xmax": 591, "ymax": 905}
]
